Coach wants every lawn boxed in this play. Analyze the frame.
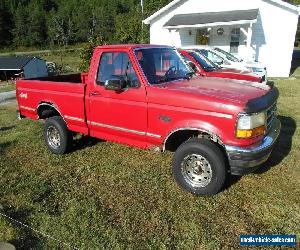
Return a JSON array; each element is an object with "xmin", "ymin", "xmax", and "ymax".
[
  {"xmin": 0, "ymin": 84, "xmax": 15, "ymax": 93},
  {"xmin": 0, "ymin": 79, "xmax": 299, "ymax": 249}
]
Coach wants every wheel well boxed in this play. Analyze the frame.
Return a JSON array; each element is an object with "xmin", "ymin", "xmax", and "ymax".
[
  {"xmin": 37, "ymin": 103, "xmax": 61, "ymax": 119},
  {"xmin": 164, "ymin": 129, "xmax": 224, "ymax": 152}
]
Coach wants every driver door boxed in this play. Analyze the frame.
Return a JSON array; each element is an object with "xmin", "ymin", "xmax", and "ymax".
[{"xmin": 88, "ymin": 50, "xmax": 148, "ymax": 148}]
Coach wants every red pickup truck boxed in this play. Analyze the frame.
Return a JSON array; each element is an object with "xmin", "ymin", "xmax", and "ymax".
[
  {"xmin": 17, "ymin": 44, "xmax": 281, "ymax": 196},
  {"xmin": 179, "ymin": 49, "xmax": 265, "ymax": 83}
]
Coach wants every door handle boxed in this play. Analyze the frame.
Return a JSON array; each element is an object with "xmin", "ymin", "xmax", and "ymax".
[{"xmin": 89, "ymin": 91, "xmax": 101, "ymax": 97}]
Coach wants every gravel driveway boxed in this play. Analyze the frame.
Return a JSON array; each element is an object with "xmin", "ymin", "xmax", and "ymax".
[{"xmin": 0, "ymin": 91, "xmax": 16, "ymax": 103}]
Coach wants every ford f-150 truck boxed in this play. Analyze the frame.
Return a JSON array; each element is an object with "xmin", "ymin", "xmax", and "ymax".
[
  {"xmin": 16, "ymin": 44, "xmax": 281, "ymax": 196},
  {"xmin": 179, "ymin": 49, "xmax": 264, "ymax": 83}
]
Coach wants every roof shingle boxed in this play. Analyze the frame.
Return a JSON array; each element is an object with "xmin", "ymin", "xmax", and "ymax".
[
  {"xmin": 164, "ymin": 9, "xmax": 259, "ymax": 27},
  {"xmin": 0, "ymin": 56, "xmax": 35, "ymax": 70}
]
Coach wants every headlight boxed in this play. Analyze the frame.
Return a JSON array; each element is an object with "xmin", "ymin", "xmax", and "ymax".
[{"xmin": 236, "ymin": 112, "xmax": 266, "ymax": 138}]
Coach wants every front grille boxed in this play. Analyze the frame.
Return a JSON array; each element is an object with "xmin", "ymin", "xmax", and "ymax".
[{"xmin": 266, "ymin": 102, "xmax": 277, "ymax": 131}]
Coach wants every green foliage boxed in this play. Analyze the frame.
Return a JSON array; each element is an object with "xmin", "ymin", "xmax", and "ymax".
[
  {"xmin": 115, "ymin": 7, "xmax": 144, "ymax": 44},
  {"xmin": 0, "ymin": 0, "xmax": 173, "ymax": 49},
  {"xmin": 79, "ymin": 36, "xmax": 106, "ymax": 71},
  {"xmin": 0, "ymin": 2, "xmax": 13, "ymax": 48},
  {"xmin": 284, "ymin": 0, "xmax": 300, "ymax": 4}
]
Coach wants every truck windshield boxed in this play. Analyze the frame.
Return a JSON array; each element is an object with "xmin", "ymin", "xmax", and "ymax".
[
  {"xmin": 135, "ymin": 48, "xmax": 193, "ymax": 85},
  {"xmin": 188, "ymin": 51, "xmax": 218, "ymax": 71},
  {"xmin": 214, "ymin": 48, "xmax": 240, "ymax": 62}
]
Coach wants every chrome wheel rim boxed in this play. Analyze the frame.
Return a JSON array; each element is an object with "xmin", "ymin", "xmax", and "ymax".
[
  {"xmin": 47, "ymin": 125, "xmax": 61, "ymax": 149},
  {"xmin": 181, "ymin": 154, "xmax": 213, "ymax": 188}
]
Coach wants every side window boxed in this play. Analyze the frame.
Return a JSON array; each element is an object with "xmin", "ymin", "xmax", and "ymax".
[
  {"xmin": 204, "ymin": 50, "xmax": 221, "ymax": 63},
  {"xmin": 96, "ymin": 52, "xmax": 140, "ymax": 88}
]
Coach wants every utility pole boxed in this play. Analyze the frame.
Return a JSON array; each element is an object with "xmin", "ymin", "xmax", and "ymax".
[{"xmin": 141, "ymin": 0, "xmax": 144, "ymax": 43}]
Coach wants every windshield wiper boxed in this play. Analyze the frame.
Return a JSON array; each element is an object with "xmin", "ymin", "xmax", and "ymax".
[
  {"xmin": 154, "ymin": 74, "xmax": 192, "ymax": 84},
  {"xmin": 154, "ymin": 77, "xmax": 178, "ymax": 84}
]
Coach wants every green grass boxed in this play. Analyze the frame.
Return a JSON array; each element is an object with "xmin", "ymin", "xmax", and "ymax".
[
  {"xmin": 0, "ymin": 44, "xmax": 86, "ymax": 54},
  {"xmin": 41, "ymin": 50, "xmax": 82, "ymax": 73},
  {"xmin": 291, "ymin": 66, "xmax": 300, "ymax": 77},
  {"xmin": 0, "ymin": 79, "xmax": 299, "ymax": 249},
  {"xmin": 0, "ymin": 84, "xmax": 16, "ymax": 93}
]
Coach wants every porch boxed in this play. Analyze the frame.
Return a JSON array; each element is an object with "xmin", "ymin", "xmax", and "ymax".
[{"xmin": 163, "ymin": 9, "xmax": 259, "ymax": 60}]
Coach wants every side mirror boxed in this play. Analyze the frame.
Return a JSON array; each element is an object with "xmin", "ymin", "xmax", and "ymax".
[
  {"xmin": 104, "ymin": 78, "xmax": 126, "ymax": 91},
  {"xmin": 187, "ymin": 61, "xmax": 197, "ymax": 72}
]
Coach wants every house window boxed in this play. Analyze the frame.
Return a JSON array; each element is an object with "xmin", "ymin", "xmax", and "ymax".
[
  {"xmin": 196, "ymin": 29, "xmax": 209, "ymax": 45},
  {"xmin": 230, "ymin": 28, "xmax": 240, "ymax": 54}
]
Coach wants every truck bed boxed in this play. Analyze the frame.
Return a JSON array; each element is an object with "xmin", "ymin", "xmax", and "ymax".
[
  {"xmin": 28, "ymin": 73, "xmax": 83, "ymax": 83},
  {"xmin": 16, "ymin": 73, "xmax": 88, "ymax": 134}
]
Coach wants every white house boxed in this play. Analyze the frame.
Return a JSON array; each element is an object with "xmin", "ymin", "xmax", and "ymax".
[{"xmin": 143, "ymin": 0, "xmax": 299, "ymax": 77}]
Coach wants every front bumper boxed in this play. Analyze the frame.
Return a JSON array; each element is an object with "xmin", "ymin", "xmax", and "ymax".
[{"xmin": 225, "ymin": 118, "xmax": 281, "ymax": 175}]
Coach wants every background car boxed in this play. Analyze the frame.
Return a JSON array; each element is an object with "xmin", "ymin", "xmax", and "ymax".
[
  {"xmin": 214, "ymin": 47, "xmax": 267, "ymax": 75},
  {"xmin": 179, "ymin": 49, "xmax": 264, "ymax": 83},
  {"xmin": 182, "ymin": 46, "xmax": 267, "ymax": 81}
]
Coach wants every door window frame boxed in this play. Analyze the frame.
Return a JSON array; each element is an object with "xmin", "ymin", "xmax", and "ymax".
[{"xmin": 95, "ymin": 50, "xmax": 141, "ymax": 89}]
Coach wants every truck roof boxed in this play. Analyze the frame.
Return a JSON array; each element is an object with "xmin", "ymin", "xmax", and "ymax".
[{"xmin": 96, "ymin": 44, "xmax": 172, "ymax": 50}]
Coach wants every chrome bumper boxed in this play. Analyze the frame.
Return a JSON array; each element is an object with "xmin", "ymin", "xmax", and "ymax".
[{"xmin": 225, "ymin": 118, "xmax": 281, "ymax": 175}]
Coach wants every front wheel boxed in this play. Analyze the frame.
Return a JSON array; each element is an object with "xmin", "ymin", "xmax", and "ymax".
[
  {"xmin": 172, "ymin": 138, "xmax": 226, "ymax": 196},
  {"xmin": 44, "ymin": 116, "xmax": 72, "ymax": 155}
]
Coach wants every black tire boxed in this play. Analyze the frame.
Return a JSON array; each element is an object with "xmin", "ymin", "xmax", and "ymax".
[
  {"xmin": 172, "ymin": 138, "xmax": 226, "ymax": 196},
  {"xmin": 44, "ymin": 116, "xmax": 72, "ymax": 154}
]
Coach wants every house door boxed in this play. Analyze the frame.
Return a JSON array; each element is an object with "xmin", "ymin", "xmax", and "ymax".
[
  {"xmin": 196, "ymin": 29, "xmax": 209, "ymax": 45},
  {"xmin": 230, "ymin": 28, "xmax": 240, "ymax": 54}
]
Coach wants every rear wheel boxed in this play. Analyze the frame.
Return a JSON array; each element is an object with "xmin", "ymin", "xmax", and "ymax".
[
  {"xmin": 172, "ymin": 138, "xmax": 226, "ymax": 196},
  {"xmin": 44, "ymin": 116, "xmax": 72, "ymax": 154}
]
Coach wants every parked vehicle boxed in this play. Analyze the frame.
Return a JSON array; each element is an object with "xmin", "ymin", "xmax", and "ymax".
[
  {"xmin": 214, "ymin": 47, "xmax": 267, "ymax": 74},
  {"xmin": 16, "ymin": 44, "xmax": 280, "ymax": 196},
  {"xmin": 179, "ymin": 49, "xmax": 264, "ymax": 83},
  {"xmin": 182, "ymin": 46, "xmax": 267, "ymax": 79}
]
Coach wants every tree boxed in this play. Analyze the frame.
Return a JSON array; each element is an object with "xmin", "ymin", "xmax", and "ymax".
[
  {"xmin": 79, "ymin": 36, "xmax": 105, "ymax": 71},
  {"xmin": 0, "ymin": 2, "xmax": 13, "ymax": 48},
  {"xmin": 1, "ymin": 0, "xmax": 174, "ymax": 49},
  {"xmin": 115, "ymin": 10, "xmax": 142, "ymax": 43},
  {"xmin": 27, "ymin": 0, "xmax": 48, "ymax": 46},
  {"xmin": 13, "ymin": 4, "xmax": 30, "ymax": 47}
]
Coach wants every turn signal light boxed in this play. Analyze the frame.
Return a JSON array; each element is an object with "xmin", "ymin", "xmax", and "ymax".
[{"xmin": 236, "ymin": 125, "xmax": 266, "ymax": 139}]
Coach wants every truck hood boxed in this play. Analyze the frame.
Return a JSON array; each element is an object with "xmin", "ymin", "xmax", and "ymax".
[{"xmin": 161, "ymin": 76, "xmax": 270, "ymax": 104}]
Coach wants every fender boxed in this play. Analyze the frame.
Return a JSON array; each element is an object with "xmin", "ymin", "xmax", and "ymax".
[
  {"xmin": 37, "ymin": 102, "xmax": 65, "ymax": 120},
  {"xmin": 162, "ymin": 119, "xmax": 226, "ymax": 151}
]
